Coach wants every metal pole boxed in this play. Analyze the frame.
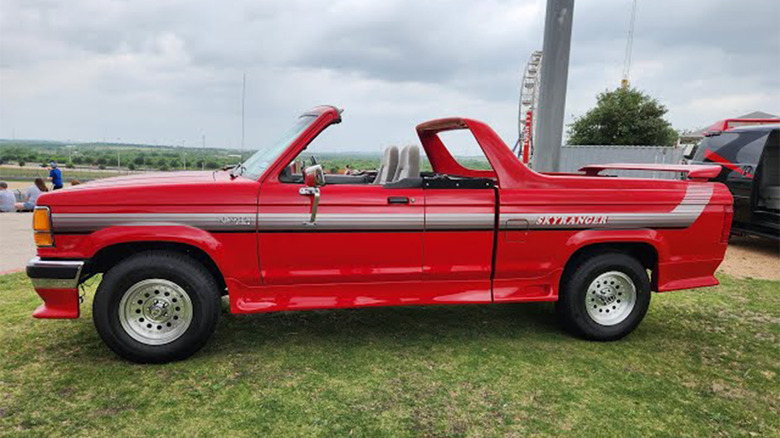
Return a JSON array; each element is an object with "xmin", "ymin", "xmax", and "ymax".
[
  {"xmin": 241, "ymin": 73, "xmax": 246, "ymax": 161},
  {"xmin": 534, "ymin": 0, "xmax": 575, "ymax": 172}
]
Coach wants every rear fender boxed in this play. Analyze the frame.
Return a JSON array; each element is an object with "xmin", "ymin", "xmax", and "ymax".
[
  {"xmin": 564, "ymin": 229, "xmax": 669, "ymax": 260},
  {"xmin": 562, "ymin": 229, "xmax": 668, "ymax": 289}
]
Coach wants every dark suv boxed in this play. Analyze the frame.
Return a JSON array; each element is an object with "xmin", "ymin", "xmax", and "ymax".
[{"xmin": 688, "ymin": 124, "xmax": 779, "ymax": 240}]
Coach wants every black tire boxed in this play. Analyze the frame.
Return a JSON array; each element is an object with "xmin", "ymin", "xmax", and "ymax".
[
  {"xmin": 556, "ymin": 252, "xmax": 651, "ymax": 341},
  {"xmin": 93, "ymin": 251, "xmax": 220, "ymax": 363}
]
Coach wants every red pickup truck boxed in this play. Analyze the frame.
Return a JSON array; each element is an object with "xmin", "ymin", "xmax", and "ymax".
[{"xmin": 27, "ymin": 106, "xmax": 732, "ymax": 363}]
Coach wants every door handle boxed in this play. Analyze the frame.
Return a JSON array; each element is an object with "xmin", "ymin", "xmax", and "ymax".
[
  {"xmin": 387, "ymin": 196, "xmax": 409, "ymax": 204},
  {"xmin": 299, "ymin": 187, "xmax": 320, "ymax": 224}
]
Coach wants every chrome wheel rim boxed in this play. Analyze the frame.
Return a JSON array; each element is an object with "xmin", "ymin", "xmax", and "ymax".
[
  {"xmin": 585, "ymin": 271, "xmax": 636, "ymax": 326},
  {"xmin": 118, "ymin": 279, "xmax": 193, "ymax": 345}
]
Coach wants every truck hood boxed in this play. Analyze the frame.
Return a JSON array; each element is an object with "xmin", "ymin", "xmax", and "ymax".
[
  {"xmin": 37, "ymin": 171, "xmax": 260, "ymax": 207},
  {"xmin": 67, "ymin": 171, "xmax": 227, "ymax": 189}
]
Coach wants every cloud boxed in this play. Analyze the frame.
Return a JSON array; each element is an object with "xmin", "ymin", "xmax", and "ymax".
[{"xmin": 0, "ymin": 0, "xmax": 778, "ymax": 153}]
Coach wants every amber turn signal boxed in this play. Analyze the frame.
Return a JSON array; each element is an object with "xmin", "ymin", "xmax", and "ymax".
[{"xmin": 33, "ymin": 206, "xmax": 54, "ymax": 247}]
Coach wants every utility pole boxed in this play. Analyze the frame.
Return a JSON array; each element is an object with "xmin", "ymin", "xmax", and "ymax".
[
  {"xmin": 621, "ymin": 0, "xmax": 638, "ymax": 89},
  {"xmin": 241, "ymin": 73, "xmax": 246, "ymax": 161},
  {"xmin": 534, "ymin": 0, "xmax": 575, "ymax": 172}
]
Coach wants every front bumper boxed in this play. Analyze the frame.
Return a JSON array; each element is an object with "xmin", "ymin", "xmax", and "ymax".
[{"xmin": 26, "ymin": 257, "xmax": 85, "ymax": 319}]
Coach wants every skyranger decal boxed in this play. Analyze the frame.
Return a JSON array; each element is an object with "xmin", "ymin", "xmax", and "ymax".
[
  {"xmin": 504, "ymin": 185, "xmax": 713, "ymax": 230},
  {"xmin": 535, "ymin": 215, "xmax": 609, "ymax": 226}
]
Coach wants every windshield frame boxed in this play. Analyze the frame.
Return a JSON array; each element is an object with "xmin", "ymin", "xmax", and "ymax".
[
  {"xmin": 234, "ymin": 106, "xmax": 341, "ymax": 182},
  {"xmin": 234, "ymin": 115, "xmax": 318, "ymax": 181}
]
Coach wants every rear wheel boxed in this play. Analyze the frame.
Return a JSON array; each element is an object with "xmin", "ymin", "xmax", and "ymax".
[
  {"xmin": 556, "ymin": 252, "xmax": 651, "ymax": 341},
  {"xmin": 93, "ymin": 251, "xmax": 220, "ymax": 363}
]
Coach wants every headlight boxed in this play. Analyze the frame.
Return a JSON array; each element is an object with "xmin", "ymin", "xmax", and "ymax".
[{"xmin": 33, "ymin": 206, "xmax": 54, "ymax": 247}]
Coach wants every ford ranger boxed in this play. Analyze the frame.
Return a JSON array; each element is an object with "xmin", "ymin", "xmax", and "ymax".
[{"xmin": 27, "ymin": 106, "xmax": 733, "ymax": 363}]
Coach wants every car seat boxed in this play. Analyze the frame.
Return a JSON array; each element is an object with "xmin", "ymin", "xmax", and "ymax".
[{"xmin": 373, "ymin": 146, "xmax": 400, "ymax": 184}]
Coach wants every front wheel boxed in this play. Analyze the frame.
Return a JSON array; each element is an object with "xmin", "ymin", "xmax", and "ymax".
[
  {"xmin": 93, "ymin": 251, "xmax": 220, "ymax": 363},
  {"xmin": 556, "ymin": 252, "xmax": 651, "ymax": 341}
]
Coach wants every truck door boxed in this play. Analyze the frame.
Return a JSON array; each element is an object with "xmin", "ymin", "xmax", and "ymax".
[
  {"xmin": 257, "ymin": 179, "xmax": 424, "ymax": 286},
  {"xmin": 422, "ymin": 177, "xmax": 495, "ymax": 303}
]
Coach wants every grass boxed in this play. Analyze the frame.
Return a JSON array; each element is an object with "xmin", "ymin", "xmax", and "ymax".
[{"xmin": 0, "ymin": 273, "xmax": 778, "ymax": 437}]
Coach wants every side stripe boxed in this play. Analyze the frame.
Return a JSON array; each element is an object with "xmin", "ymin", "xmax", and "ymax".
[
  {"xmin": 259, "ymin": 213, "xmax": 424, "ymax": 231},
  {"xmin": 51, "ymin": 213, "xmax": 257, "ymax": 233},
  {"xmin": 49, "ymin": 185, "xmax": 713, "ymax": 233},
  {"xmin": 502, "ymin": 185, "xmax": 713, "ymax": 230}
]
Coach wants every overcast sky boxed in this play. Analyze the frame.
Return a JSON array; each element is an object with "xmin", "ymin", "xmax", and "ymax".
[{"xmin": 1, "ymin": 0, "xmax": 778, "ymax": 154}]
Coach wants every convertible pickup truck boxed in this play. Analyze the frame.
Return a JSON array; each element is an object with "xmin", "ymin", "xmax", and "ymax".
[{"xmin": 27, "ymin": 106, "xmax": 732, "ymax": 363}]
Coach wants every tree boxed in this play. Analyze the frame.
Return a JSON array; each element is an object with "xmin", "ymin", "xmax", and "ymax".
[
  {"xmin": 127, "ymin": 162, "xmax": 136, "ymax": 171},
  {"xmin": 567, "ymin": 87, "xmax": 678, "ymax": 146}
]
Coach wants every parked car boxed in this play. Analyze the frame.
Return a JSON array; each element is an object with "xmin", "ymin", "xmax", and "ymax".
[
  {"xmin": 686, "ymin": 123, "xmax": 779, "ymax": 240},
  {"xmin": 27, "ymin": 106, "xmax": 733, "ymax": 363}
]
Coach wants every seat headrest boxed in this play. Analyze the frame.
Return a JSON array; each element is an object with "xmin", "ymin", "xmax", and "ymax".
[
  {"xmin": 391, "ymin": 145, "xmax": 421, "ymax": 182},
  {"xmin": 373, "ymin": 146, "xmax": 400, "ymax": 184}
]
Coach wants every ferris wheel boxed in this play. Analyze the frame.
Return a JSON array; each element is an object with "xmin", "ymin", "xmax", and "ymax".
[{"xmin": 514, "ymin": 50, "xmax": 543, "ymax": 164}]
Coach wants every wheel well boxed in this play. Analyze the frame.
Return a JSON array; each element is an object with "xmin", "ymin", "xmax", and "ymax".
[
  {"xmin": 83, "ymin": 241, "xmax": 227, "ymax": 294},
  {"xmin": 561, "ymin": 242, "xmax": 659, "ymax": 291}
]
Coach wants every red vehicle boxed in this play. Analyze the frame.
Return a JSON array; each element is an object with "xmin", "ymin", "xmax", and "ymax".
[{"xmin": 27, "ymin": 106, "xmax": 732, "ymax": 363}]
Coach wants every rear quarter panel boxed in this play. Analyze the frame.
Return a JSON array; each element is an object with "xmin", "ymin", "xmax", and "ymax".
[{"xmin": 493, "ymin": 179, "xmax": 731, "ymax": 301}]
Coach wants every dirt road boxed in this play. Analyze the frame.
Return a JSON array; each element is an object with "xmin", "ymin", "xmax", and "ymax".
[{"xmin": 720, "ymin": 235, "xmax": 780, "ymax": 280}]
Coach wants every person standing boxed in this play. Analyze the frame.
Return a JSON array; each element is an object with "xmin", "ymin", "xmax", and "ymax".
[
  {"xmin": 48, "ymin": 162, "xmax": 63, "ymax": 190},
  {"xmin": 0, "ymin": 182, "xmax": 16, "ymax": 212}
]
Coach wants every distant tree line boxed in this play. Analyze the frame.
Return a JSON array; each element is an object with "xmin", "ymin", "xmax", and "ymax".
[
  {"xmin": 0, "ymin": 143, "xmax": 238, "ymax": 172},
  {"xmin": 0, "ymin": 142, "xmax": 492, "ymax": 177}
]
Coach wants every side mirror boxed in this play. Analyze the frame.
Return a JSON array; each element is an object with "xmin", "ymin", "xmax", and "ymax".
[{"xmin": 304, "ymin": 164, "xmax": 326, "ymax": 188}]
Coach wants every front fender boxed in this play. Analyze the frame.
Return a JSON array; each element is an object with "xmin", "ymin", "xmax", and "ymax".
[{"xmin": 79, "ymin": 225, "xmax": 228, "ymax": 272}]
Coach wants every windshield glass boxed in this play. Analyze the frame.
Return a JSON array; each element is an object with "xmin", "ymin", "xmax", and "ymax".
[{"xmin": 236, "ymin": 115, "xmax": 317, "ymax": 180}]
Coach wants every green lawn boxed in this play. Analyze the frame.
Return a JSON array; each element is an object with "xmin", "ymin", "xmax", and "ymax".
[{"xmin": 1, "ymin": 272, "xmax": 778, "ymax": 437}]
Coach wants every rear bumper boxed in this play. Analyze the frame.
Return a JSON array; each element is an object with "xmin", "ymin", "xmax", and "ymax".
[
  {"xmin": 26, "ymin": 257, "xmax": 85, "ymax": 319},
  {"xmin": 657, "ymin": 257, "xmax": 722, "ymax": 292}
]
